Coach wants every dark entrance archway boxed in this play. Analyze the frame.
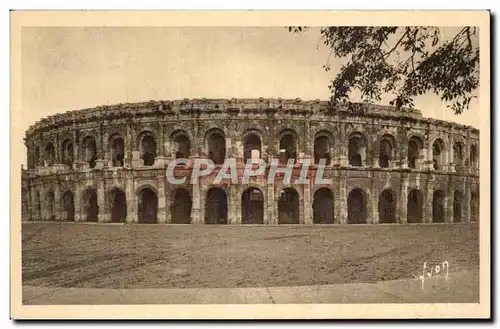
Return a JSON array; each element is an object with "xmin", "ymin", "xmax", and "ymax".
[
  {"xmin": 205, "ymin": 188, "xmax": 228, "ymax": 224},
  {"xmin": 408, "ymin": 136, "xmax": 423, "ymax": 169},
  {"xmin": 378, "ymin": 189, "xmax": 396, "ymax": 223},
  {"xmin": 83, "ymin": 188, "xmax": 99, "ymax": 222},
  {"xmin": 110, "ymin": 134, "xmax": 125, "ymax": 167},
  {"xmin": 470, "ymin": 191, "xmax": 479, "ymax": 222},
  {"xmin": 141, "ymin": 135, "xmax": 157, "ymax": 166},
  {"xmin": 278, "ymin": 188, "xmax": 300, "ymax": 224},
  {"xmin": 407, "ymin": 189, "xmax": 423, "ymax": 223},
  {"xmin": 172, "ymin": 131, "xmax": 191, "ymax": 159},
  {"xmin": 44, "ymin": 143, "xmax": 55, "ymax": 166},
  {"xmin": 207, "ymin": 130, "xmax": 226, "ymax": 165},
  {"xmin": 110, "ymin": 188, "xmax": 127, "ymax": 223},
  {"xmin": 347, "ymin": 188, "xmax": 367, "ymax": 224},
  {"xmin": 453, "ymin": 191, "xmax": 464, "ymax": 223},
  {"xmin": 62, "ymin": 190, "xmax": 75, "ymax": 221},
  {"xmin": 171, "ymin": 188, "xmax": 192, "ymax": 224},
  {"xmin": 313, "ymin": 188, "xmax": 334, "ymax": 224},
  {"xmin": 432, "ymin": 190, "xmax": 446, "ymax": 223},
  {"xmin": 138, "ymin": 188, "xmax": 158, "ymax": 223},
  {"xmin": 279, "ymin": 132, "xmax": 297, "ymax": 164},
  {"xmin": 61, "ymin": 139, "xmax": 74, "ymax": 166},
  {"xmin": 378, "ymin": 135, "xmax": 395, "ymax": 169},
  {"xmin": 82, "ymin": 137, "xmax": 97, "ymax": 169},
  {"xmin": 314, "ymin": 134, "xmax": 332, "ymax": 165},
  {"xmin": 46, "ymin": 190, "xmax": 55, "ymax": 221},
  {"xmin": 242, "ymin": 187, "xmax": 264, "ymax": 224},
  {"xmin": 244, "ymin": 133, "xmax": 262, "ymax": 164},
  {"xmin": 432, "ymin": 139, "xmax": 445, "ymax": 170}
]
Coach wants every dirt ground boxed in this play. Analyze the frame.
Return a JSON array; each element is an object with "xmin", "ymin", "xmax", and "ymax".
[{"xmin": 22, "ymin": 223, "xmax": 479, "ymax": 289}]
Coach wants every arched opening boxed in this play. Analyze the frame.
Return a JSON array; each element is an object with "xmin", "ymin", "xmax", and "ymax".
[
  {"xmin": 279, "ymin": 131, "xmax": 297, "ymax": 164},
  {"xmin": 470, "ymin": 144, "xmax": 479, "ymax": 168},
  {"xmin": 314, "ymin": 132, "xmax": 332, "ymax": 165},
  {"xmin": 244, "ymin": 133, "xmax": 262, "ymax": 164},
  {"xmin": 407, "ymin": 189, "xmax": 423, "ymax": 223},
  {"xmin": 205, "ymin": 188, "xmax": 228, "ymax": 224},
  {"xmin": 408, "ymin": 136, "xmax": 423, "ymax": 169},
  {"xmin": 348, "ymin": 133, "xmax": 367, "ymax": 167},
  {"xmin": 171, "ymin": 188, "xmax": 192, "ymax": 224},
  {"xmin": 432, "ymin": 190, "xmax": 446, "ymax": 223},
  {"xmin": 432, "ymin": 139, "xmax": 446, "ymax": 171},
  {"xmin": 110, "ymin": 188, "xmax": 127, "ymax": 223},
  {"xmin": 34, "ymin": 146, "xmax": 40, "ymax": 167},
  {"xmin": 378, "ymin": 135, "xmax": 395, "ymax": 168},
  {"xmin": 313, "ymin": 188, "xmax": 334, "ymax": 224},
  {"xmin": 454, "ymin": 142, "xmax": 465, "ymax": 173},
  {"xmin": 109, "ymin": 134, "xmax": 125, "ymax": 167},
  {"xmin": 348, "ymin": 188, "xmax": 367, "ymax": 224},
  {"xmin": 46, "ymin": 190, "xmax": 55, "ymax": 221},
  {"xmin": 453, "ymin": 191, "xmax": 464, "ymax": 223},
  {"xmin": 242, "ymin": 187, "xmax": 264, "ymax": 224},
  {"xmin": 138, "ymin": 187, "xmax": 158, "ymax": 223},
  {"xmin": 61, "ymin": 139, "xmax": 74, "ymax": 166},
  {"xmin": 378, "ymin": 189, "xmax": 396, "ymax": 223},
  {"xmin": 172, "ymin": 131, "xmax": 191, "ymax": 159},
  {"xmin": 83, "ymin": 188, "xmax": 99, "ymax": 222},
  {"xmin": 82, "ymin": 136, "xmax": 97, "ymax": 169},
  {"xmin": 470, "ymin": 191, "xmax": 479, "ymax": 222},
  {"xmin": 44, "ymin": 142, "xmax": 55, "ymax": 166},
  {"xmin": 62, "ymin": 190, "xmax": 75, "ymax": 221},
  {"xmin": 207, "ymin": 130, "xmax": 226, "ymax": 165},
  {"xmin": 140, "ymin": 134, "xmax": 157, "ymax": 166},
  {"xmin": 278, "ymin": 188, "xmax": 300, "ymax": 224}
]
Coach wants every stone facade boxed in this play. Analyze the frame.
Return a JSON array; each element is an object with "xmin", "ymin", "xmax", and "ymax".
[{"xmin": 21, "ymin": 98, "xmax": 480, "ymax": 225}]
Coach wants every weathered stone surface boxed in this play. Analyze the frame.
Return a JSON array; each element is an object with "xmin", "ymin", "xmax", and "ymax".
[{"xmin": 21, "ymin": 98, "xmax": 479, "ymax": 225}]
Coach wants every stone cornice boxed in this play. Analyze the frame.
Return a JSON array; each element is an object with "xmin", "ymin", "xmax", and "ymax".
[{"xmin": 24, "ymin": 98, "xmax": 480, "ymax": 140}]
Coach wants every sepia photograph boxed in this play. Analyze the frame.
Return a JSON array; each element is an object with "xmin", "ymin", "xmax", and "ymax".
[{"xmin": 10, "ymin": 10, "xmax": 490, "ymax": 319}]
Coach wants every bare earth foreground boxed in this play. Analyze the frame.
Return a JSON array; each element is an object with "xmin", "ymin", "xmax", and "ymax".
[{"xmin": 22, "ymin": 222, "xmax": 479, "ymax": 290}]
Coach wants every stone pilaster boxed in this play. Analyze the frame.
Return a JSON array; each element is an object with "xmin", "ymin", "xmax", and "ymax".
[
  {"xmin": 158, "ymin": 123, "xmax": 165, "ymax": 156},
  {"xmin": 165, "ymin": 187, "xmax": 172, "ymax": 224},
  {"xmin": 399, "ymin": 174, "xmax": 409, "ymax": 224},
  {"xmin": 74, "ymin": 186, "xmax": 82, "ymax": 222},
  {"xmin": 445, "ymin": 182, "xmax": 453, "ymax": 223},
  {"xmin": 465, "ymin": 179, "xmax": 472, "ymax": 223},
  {"xmin": 191, "ymin": 181, "xmax": 202, "ymax": 224},
  {"xmin": 267, "ymin": 184, "xmax": 277, "ymax": 224},
  {"xmin": 371, "ymin": 188, "xmax": 379, "ymax": 224},
  {"xmin": 423, "ymin": 177, "xmax": 434, "ymax": 223},
  {"xmin": 125, "ymin": 176, "xmax": 137, "ymax": 223},
  {"xmin": 229, "ymin": 186, "xmax": 241, "ymax": 224},
  {"xmin": 102, "ymin": 131, "xmax": 110, "ymax": 167},
  {"xmin": 338, "ymin": 174, "xmax": 347, "ymax": 224},
  {"xmin": 303, "ymin": 184, "xmax": 312, "ymax": 225},
  {"xmin": 225, "ymin": 136, "xmax": 232, "ymax": 161},
  {"xmin": 97, "ymin": 179, "xmax": 109, "ymax": 222},
  {"xmin": 157, "ymin": 177, "xmax": 166, "ymax": 223},
  {"xmin": 426, "ymin": 131, "xmax": 434, "ymax": 171},
  {"xmin": 53, "ymin": 184, "xmax": 61, "ymax": 221},
  {"xmin": 54, "ymin": 134, "xmax": 60, "ymax": 164},
  {"xmin": 73, "ymin": 129, "xmax": 80, "ymax": 167}
]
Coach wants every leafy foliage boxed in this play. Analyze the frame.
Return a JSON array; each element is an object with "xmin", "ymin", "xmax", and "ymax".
[{"xmin": 289, "ymin": 26, "xmax": 479, "ymax": 114}]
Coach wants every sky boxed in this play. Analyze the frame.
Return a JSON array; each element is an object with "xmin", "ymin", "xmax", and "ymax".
[{"xmin": 20, "ymin": 26, "xmax": 481, "ymax": 165}]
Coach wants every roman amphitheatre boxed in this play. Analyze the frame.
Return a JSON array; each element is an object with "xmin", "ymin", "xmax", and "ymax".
[{"xmin": 21, "ymin": 98, "xmax": 480, "ymax": 291}]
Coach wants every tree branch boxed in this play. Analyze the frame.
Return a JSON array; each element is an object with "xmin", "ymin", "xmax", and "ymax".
[{"xmin": 380, "ymin": 27, "xmax": 409, "ymax": 60}]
